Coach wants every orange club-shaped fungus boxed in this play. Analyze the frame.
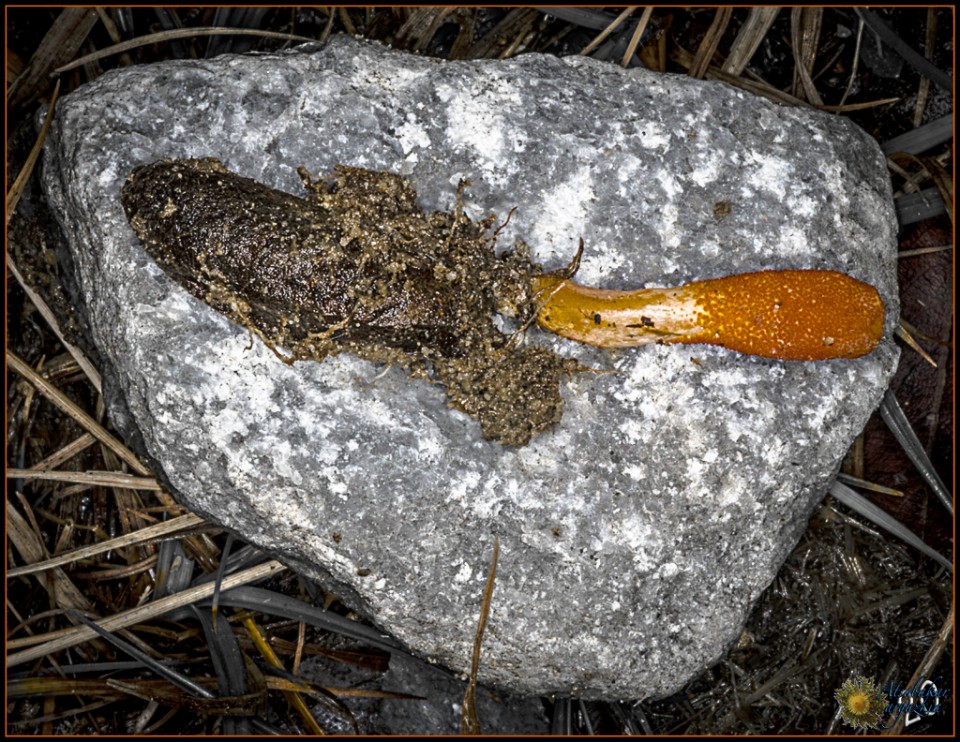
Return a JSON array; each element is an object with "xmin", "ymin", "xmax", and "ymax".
[{"xmin": 532, "ymin": 243, "xmax": 886, "ymax": 361}]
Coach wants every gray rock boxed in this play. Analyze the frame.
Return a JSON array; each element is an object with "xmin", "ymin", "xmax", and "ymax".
[
  {"xmin": 374, "ymin": 652, "xmax": 549, "ymax": 735},
  {"xmin": 41, "ymin": 35, "xmax": 899, "ymax": 699},
  {"xmin": 299, "ymin": 649, "xmax": 549, "ymax": 734}
]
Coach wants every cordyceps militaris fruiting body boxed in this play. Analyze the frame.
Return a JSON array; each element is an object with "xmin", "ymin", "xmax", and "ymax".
[
  {"xmin": 533, "ymin": 241, "xmax": 885, "ymax": 361},
  {"xmin": 121, "ymin": 159, "xmax": 886, "ymax": 446}
]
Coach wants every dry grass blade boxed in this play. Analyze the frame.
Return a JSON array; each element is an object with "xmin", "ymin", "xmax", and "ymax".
[
  {"xmin": 7, "ymin": 351, "xmax": 145, "ymax": 474},
  {"xmin": 889, "ymin": 151, "xmax": 954, "ymax": 214},
  {"xmin": 815, "ymin": 97, "xmax": 900, "ymax": 113},
  {"xmin": 790, "ymin": 8, "xmax": 824, "ymax": 105},
  {"xmin": 316, "ymin": 8, "xmax": 336, "ymax": 46},
  {"xmin": 882, "ymin": 114, "xmax": 952, "ymax": 157},
  {"xmin": 466, "ymin": 8, "xmax": 539, "ymax": 60},
  {"xmin": 540, "ymin": 7, "xmax": 621, "ymax": 31},
  {"xmin": 672, "ymin": 45, "xmax": 809, "ymax": 108},
  {"xmin": 210, "ymin": 586, "xmax": 403, "ymax": 654},
  {"xmin": 190, "ymin": 604, "xmax": 248, "ymax": 726},
  {"xmin": 9, "ymin": 676, "xmax": 268, "ymax": 716},
  {"xmin": 7, "ymin": 498, "xmax": 93, "ymax": 612},
  {"xmin": 835, "ymin": 473, "xmax": 904, "ymax": 498},
  {"xmin": 855, "ymin": 8, "xmax": 951, "ymax": 92},
  {"xmin": 337, "ymin": 7, "xmax": 357, "ymax": 36},
  {"xmin": 293, "ymin": 620, "xmax": 307, "ymax": 676},
  {"xmin": 896, "ymin": 321, "xmax": 938, "ymax": 368},
  {"xmin": 393, "ymin": 7, "xmax": 453, "ymax": 53},
  {"xmin": 7, "ymin": 512, "xmax": 206, "ymax": 578},
  {"xmin": 447, "ymin": 8, "xmax": 477, "ymax": 60},
  {"xmin": 52, "ymin": 27, "xmax": 320, "ymax": 77},
  {"xmin": 76, "ymin": 557, "xmax": 159, "ymax": 582},
  {"xmin": 580, "ymin": 6, "xmax": 638, "ymax": 57},
  {"xmin": 236, "ymin": 634, "xmax": 390, "ymax": 672},
  {"xmin": 887, "ymin": 156, "xmax": 921, "ymax": 194},
  {"xmin": 71, "ymin": 610, "xmax": 216, "ymax": 699},
  {"xmin": 256, "ymin": 651, "xmax": 364, "ymax": 733},
  {"xmin": 496, "ymin": 16, "xmax": 541, "ymax": 60},
  {"xmin": 879, "ymin": 391, "xmax": 952, "ymax": 514},
  {"xmin": 912, "ymin": 9, "xmax": 939, "ymax": 128},
  {"xmin": 735, "ymin": 649, "xmax": 827, "ymax": 708},
  {"xmin": 242, "ymin": 617, "xmax": 326, "ymax": 734},
  {"xmin": 919, "ymin": 157, "xmax": 954, "ymax": 222},
  {"xmin": 846, "ymin": 429, "xmax": 866, "ymax": 479},
  {"xmin": 838, "ymin": 18, "xmax": 865, "ymax": 109},
  {"xmin": 688, "ymin": 7, "xmax": 733, "ymax": 79},
  {"xmin": 550, "ymin": 698, "xmax": 574, "ymax": 734},
  {"xmin": 7, "ymin": 468, "xmax": 162, "ymax": 491},
  {"xmin": 898, "ymin": 244, "xmax": 953, "ymax": 258},
  {"xmin": 99, "ymin": 446, "xmax": 153, "ymax": 556},
  {"xmin": 7, "ymin": 7, "xmax": 96, "ymax": 109},
  {"xmin": 93, "ymin": 7, "xmax": 133, "ymax": 68},
  {"xmin": 898, "ymin": 318, "xmax": 951, "ymax": 350},
  {"xmin": 7, "ymin": 677, "xmax": 152, "ymax": 701},
  {"xmin": 460, "ymin": 536, "xmax": 499, "ymax": 735},
  {"xmin": 7, "ymin": 79, "xmax": 60, "ymax": 221},
  {"xmin": 830, "ymin": 482, "xmax": 953, "ymax": 570},
  {"xmin": 637, "ymin": 12, "xmax": 669, "ymax": 72},
  {"xmin": 28, "ymin": 432, "xmax": 97, "ymax": 471},
  {"xmin": 895, "ymin": 186, "xmax": 948, "ymax": 225},
  {"xmin": 608, "ymin": 701, "xmax": 648, "ymax": 734},
  {"xmin": 576, "ymin": 699, "xmax": 597, "ymax": 733},
  {"xmin": 8, "ymin": 696, "xmax": 115, "ymax": 728},
  {"xmin": 108, "ymin": 679, "xmax": 261, "ymax": 717},
  {"xmin": 620, "ymin": 7, "xmax": 654, "ymax": 68},
  {"xmin": 7, "ymin": 559, "xmax": 287, "ymax": 666},
  {"xmin": 268, "ymin": 682, "xmax": 421, "ymax": 701},
  {"xmin": 721, "ymin": 7, "xmax": 780, "ymax": 75},
  {"xmin": 7, "ymin": 253, "xmax": 103, "ymax": 392},
  {"xmin": 882, "ymin": 595, "xmax": 954, "ymax": 734}
]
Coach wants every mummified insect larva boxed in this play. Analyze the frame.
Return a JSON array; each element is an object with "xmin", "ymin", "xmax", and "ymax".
[
  {"xmin": 122, "ymin": 158, "xmax": 885, "ymax": 445},
  {"xmin": 120, "ymin": 157, "xmax": 571, "ymax": 447}
]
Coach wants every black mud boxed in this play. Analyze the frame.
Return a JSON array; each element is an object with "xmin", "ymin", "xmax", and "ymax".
[{"xmin": 120, "ymin": 158, "xmax": 575, "ymax": 446}]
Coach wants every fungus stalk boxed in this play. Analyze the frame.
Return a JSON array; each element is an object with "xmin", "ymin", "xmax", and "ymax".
[{"xmin": 532, "ymin": 245, "xmax": 885, "ymax": 361}]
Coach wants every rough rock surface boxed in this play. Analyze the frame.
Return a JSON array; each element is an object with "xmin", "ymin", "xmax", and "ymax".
[{"xmin": 41, "ymin": 35, "xmax": 899, "ymax": 699}]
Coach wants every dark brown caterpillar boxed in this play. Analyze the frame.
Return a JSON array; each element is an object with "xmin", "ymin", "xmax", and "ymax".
[{"xmin": 120, "ymin": 158, "xmax": 570, "ymax": 446}]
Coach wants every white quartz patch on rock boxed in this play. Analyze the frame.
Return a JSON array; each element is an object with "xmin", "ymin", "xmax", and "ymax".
[{"xmin": 40, "ymin": 35, "xmax": 899, "ymax": 699}]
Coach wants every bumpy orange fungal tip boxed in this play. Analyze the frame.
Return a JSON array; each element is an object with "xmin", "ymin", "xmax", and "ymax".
[{"xmin": 533, "ymin": 269, "xmax": 885, "ymax": 361}]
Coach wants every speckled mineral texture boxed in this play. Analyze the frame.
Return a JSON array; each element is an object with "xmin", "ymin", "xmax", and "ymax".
[{"xmin": 41, "ymin": 35, "xmax": 899, "ymax": 699}]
